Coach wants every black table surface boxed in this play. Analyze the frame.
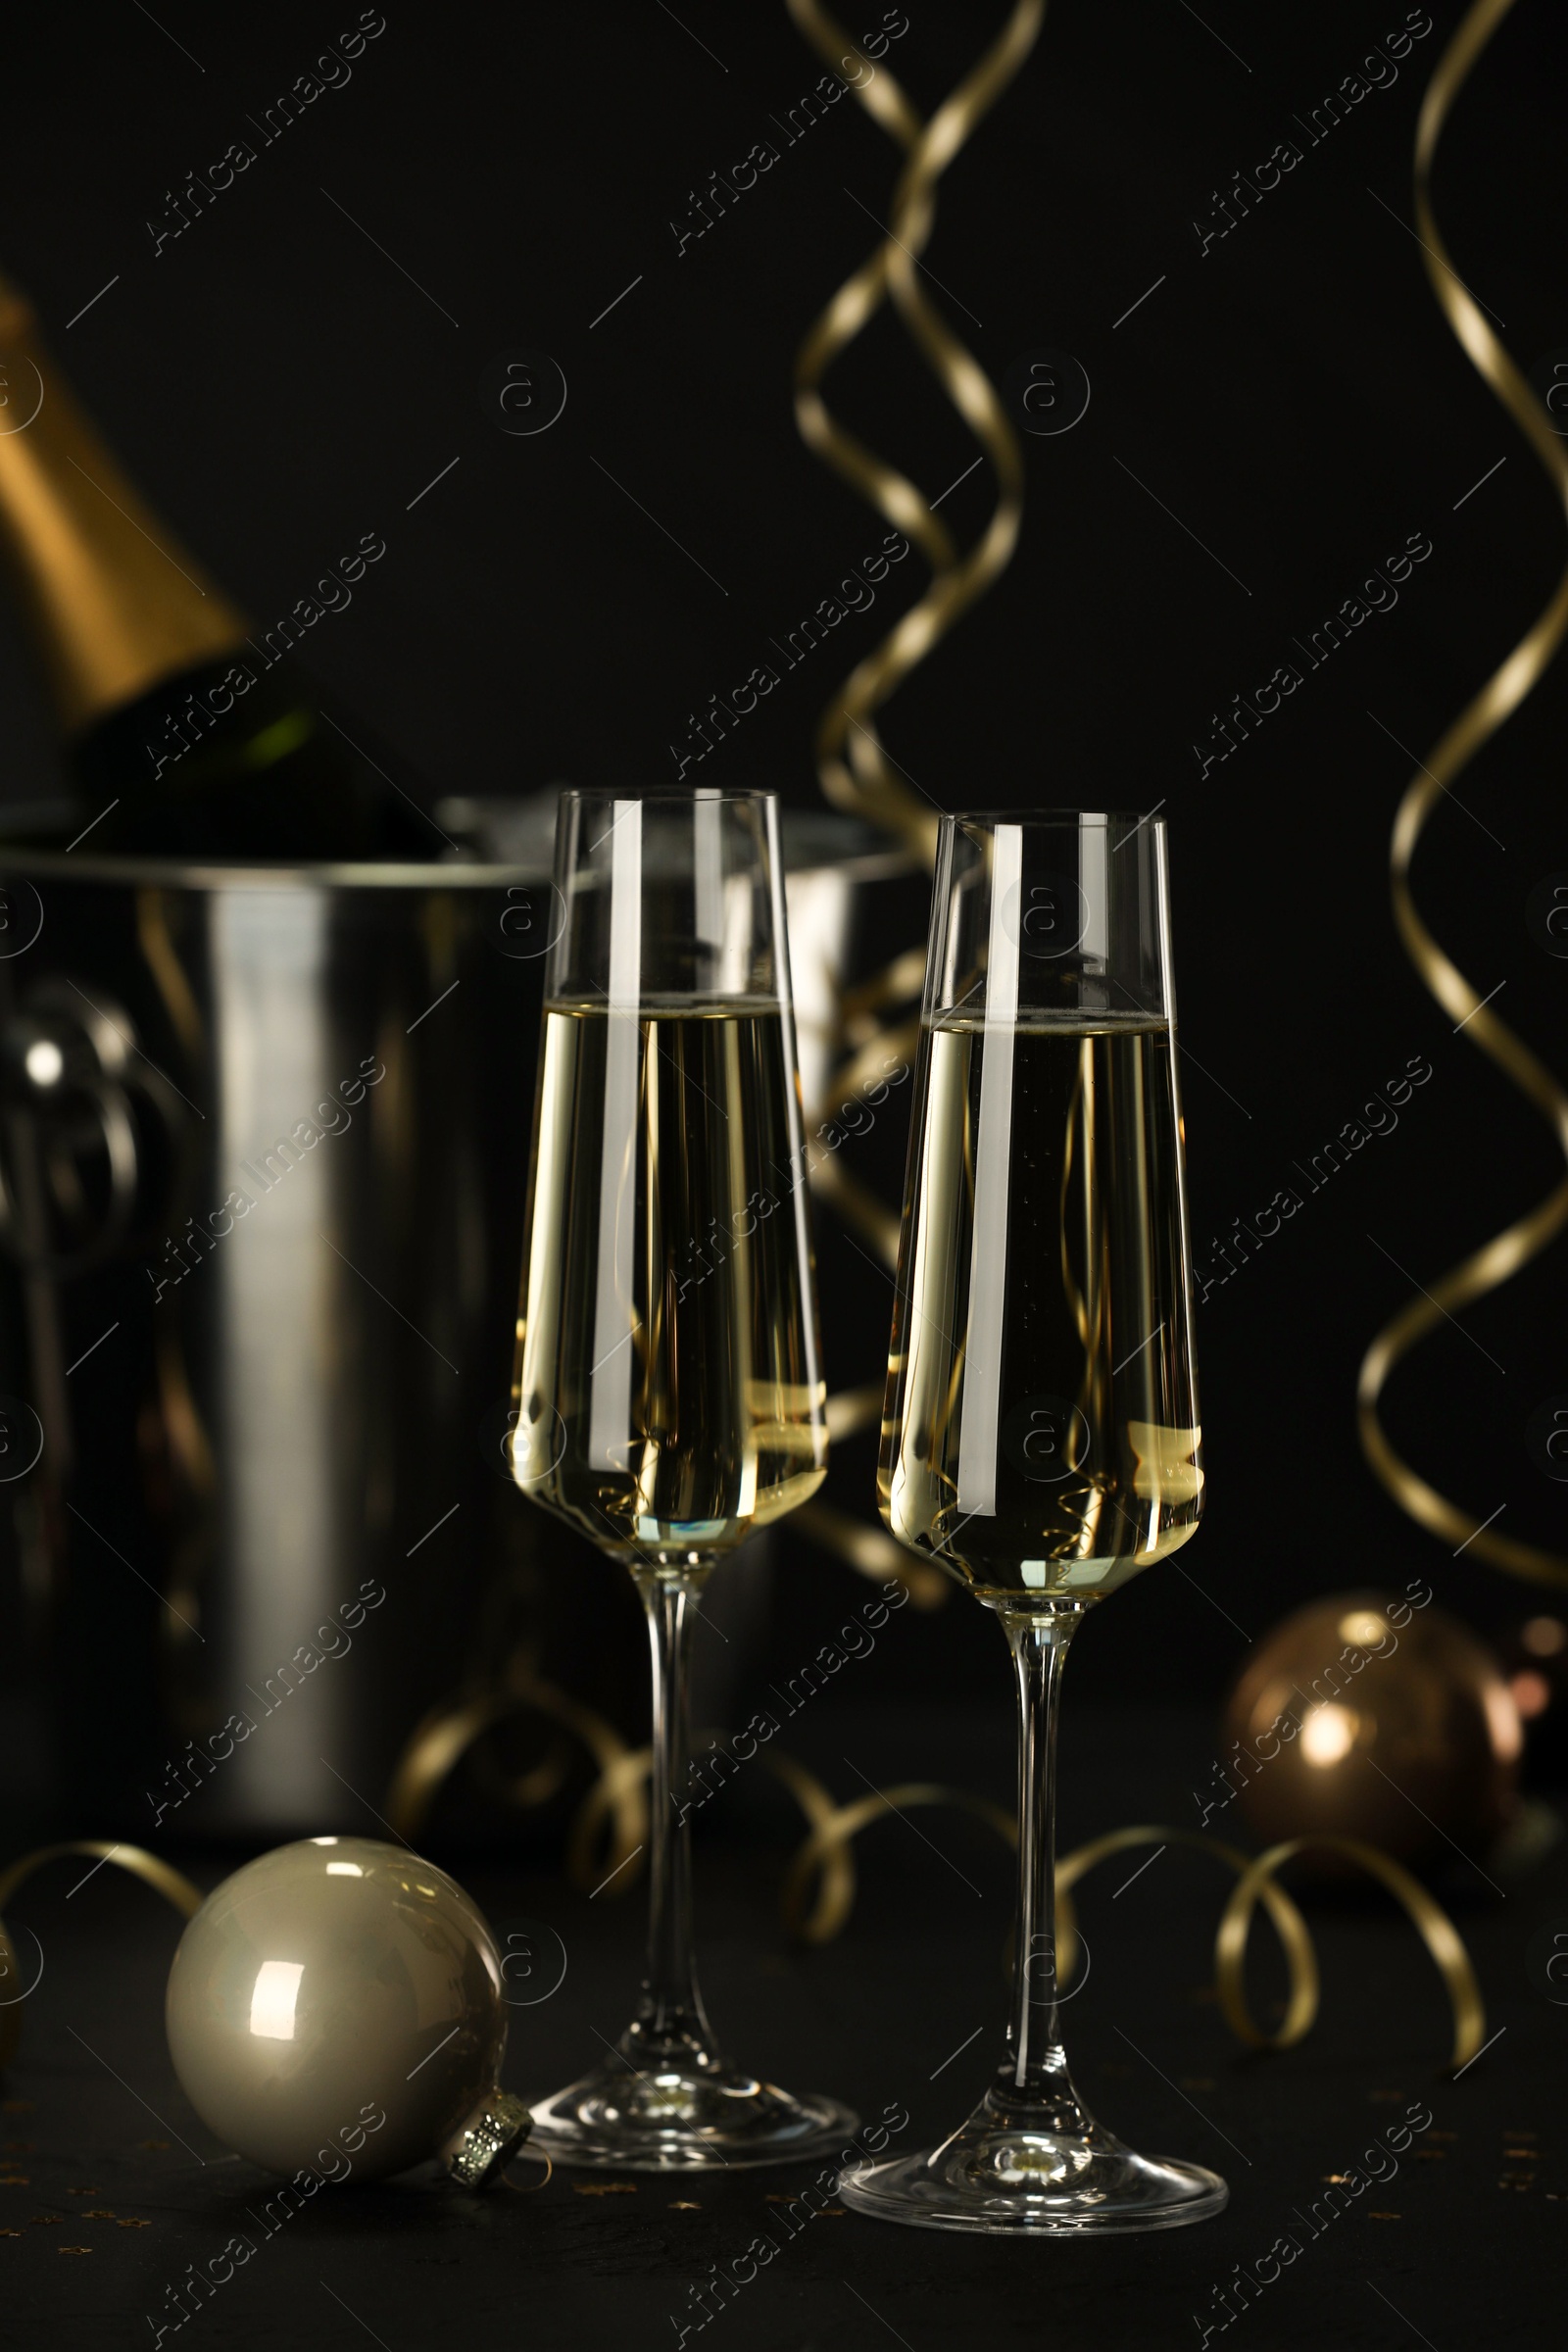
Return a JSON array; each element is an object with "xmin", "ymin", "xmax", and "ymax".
[{"xmin": 1, "ymin": 1701, "xmax": 1560, "ymax": 2350}]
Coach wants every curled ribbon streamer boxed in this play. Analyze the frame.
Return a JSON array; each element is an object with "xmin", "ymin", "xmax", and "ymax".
[
  {"xmin": 564, "ymin": 1738, "xmax": 861, "ymax": 1922},
  {"xmin": 779, "ymin": 1801, "xmax": 1309, "ymax": 2004},
  {"xmin": 499, "ymin": 2147, "xmax": 554, "ymax": 2194},
  {"xmin": 822, "ymin": 1017, "xmax": 923, "ymax": 1113},
  {"xmin": 1358, "ymin": 0, "xmax": 1568, "ymax": 1590},
  {"xmin": 565, "ymin": 1745, "xmax": 659, "ymax": 1895},
  {"xmin": 824, "ymin": 1380, "xmax": 885, "ymax": 1443},
  {"xmin": 803, "ymin": 1008, "xmax": 924, "ymax": 1265},
  {"xmin": 778, "ymin": 1800, "xmax": 1479, "ymax": 2072},
  {"xmin": 0, "ymin": 1842, "xmax": 203, "ymax": 2070},
  {"xmin": 1215, "ymin": 1836, "xmax": 1486, "ymax": 2075},
  {"xmin": 386, "ymin": 1664, "xmax": 648, "ymax": 1876},
  {"xmin": 840, "ymin": 949, "xmax": 929, "ymax": 1036},
  {"xmin": 782, "ymin": 1778, "xmax": 1016, "ymax": 1943},
  {"xmin": 808, "ymin": 1149, "xmax": 904, "ymax": 1264},
  {"xmin": 785, "ymin": 0, "xmax": 1043, "ymax": 1584},
  {"xmin": 788, "ymin": 0, "xmax": 1041, "ymax": 859},
  {"xmin": 792, "ymin": 1495, "xmax": 951, "ymax": 1607},
  {"xmin": 1054, "ymin": 1827, "xmax": 1316, "ymax": 2037}
]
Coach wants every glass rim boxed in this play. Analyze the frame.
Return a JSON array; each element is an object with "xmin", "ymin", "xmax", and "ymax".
[
  {"xmin": 942, "ymin": 808, "xmax": 1164, "ymax": 829},
  {"xmin": 556, "ymin": 786, "xmax": 778, "ymax": 808}
]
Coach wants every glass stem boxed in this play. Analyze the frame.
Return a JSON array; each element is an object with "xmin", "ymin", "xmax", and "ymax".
[
  {"xmin": 631, "ymin": 1571, "xmax": 712, "ymax": 2053},
  {"xmin": 998, "ymin": 1601, "xmax": 1084, "ymax": 2106}
]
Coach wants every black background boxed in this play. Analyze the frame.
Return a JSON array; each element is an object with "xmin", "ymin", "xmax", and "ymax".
[
  {"xmin": 2, "ymin": 0, "xmax": 1564, "ymax": 1713},
  {"xmin": 0, "ymin": 3, "xmax": 1564, "ymax": 2342}
]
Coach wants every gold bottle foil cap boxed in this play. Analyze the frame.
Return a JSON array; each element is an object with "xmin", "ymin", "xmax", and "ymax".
[
  {"xmin": 0, "ymin": 269, "xmax": 35, "ymax": 343},
  {"xmin": 444, "ymin": 2092, "xmax": 532, "ymax": 2191},
  {"xmin": 0, "ymin": 266, "xmax": 248, "ymax": 730}
]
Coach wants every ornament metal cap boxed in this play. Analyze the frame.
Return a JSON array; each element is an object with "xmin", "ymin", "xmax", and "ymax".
[{"xmin": 444, "ymin": 2091, "xmax": 532, "ymax": 2190}]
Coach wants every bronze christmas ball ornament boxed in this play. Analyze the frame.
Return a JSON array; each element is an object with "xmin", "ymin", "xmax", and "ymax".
[{"xmin": 1216, "ymin": 1591, "xmax": 1521, "ymax": 1871}]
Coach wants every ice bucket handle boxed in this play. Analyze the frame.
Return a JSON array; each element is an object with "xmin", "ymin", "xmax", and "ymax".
[{"xmin": 0, "ymin": 981, "xmax": 151, "ymax": 1278}]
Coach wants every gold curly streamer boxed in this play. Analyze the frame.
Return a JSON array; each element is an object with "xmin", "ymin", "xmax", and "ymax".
[
  {"xmin": 786, "ymin": 0, "xmax": 1042, "ymax": 1601},
  {"xmin": 781, "ymin": 1779, "xmax": 1017, "ymax": 1942},
  {"xmin": 800, "ymin": 1006, "xmax": 925, "ymax": 1267},
  {"xmin": 0, "ymin": 1842, "xmax": 203, "ymax": 2071},
  {"xmin": 1053, "ymin": 1826, "xmax": 1318, "ymax": 2041},
  {"xmin": 1215, "ymin": 1835, "xmax": 1486, "ymax": 2075},
  {"xmin": 807, "ymin": 1149, "xmax": 904, "ymax": 1264},
  {"xmin": 499, "ymin": 2146, "xmax": 554, "ymax": 2194},
  {"xmin": 779, "ymin": 1802, "xmax": 1482, "ymax": 2073},
  {"xmin": 793, "ymin": 1496, "xmax": 951, "ymax": 1607},
  {"xmin": 386, "ymin": 1662, "xmax": 649, "ymax": 1874},
  {"xmin": 0, "ymin": 1819, "xmax": 1480, "ymax": 2080},
  {"xmin": 1358, "ymin": 0, "xmax": 1568, "ymax": 1591},
  {"xmin": 788, "ymin": 0, "xmax": 1042, "ymax": 859}
]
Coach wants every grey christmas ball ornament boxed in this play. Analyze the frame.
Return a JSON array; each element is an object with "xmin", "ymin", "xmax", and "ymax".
[{"xmin": 166, "ymin": 1837, "xmax": 530, "ymax": 2187}]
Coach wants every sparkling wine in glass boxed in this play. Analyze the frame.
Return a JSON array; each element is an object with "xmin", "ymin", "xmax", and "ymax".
[
  {"xmin": 510, "ymin": 787, "xmax": 857, "ymax": 2169},
  {"xmin": 839, "ymin": 809, "xmax": 1226, "ymax": 2233}
]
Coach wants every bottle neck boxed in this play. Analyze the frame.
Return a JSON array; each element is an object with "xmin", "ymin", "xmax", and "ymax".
[{"xmin": 0, "ymin": 274, "xmax": 248, "ymax": 734}]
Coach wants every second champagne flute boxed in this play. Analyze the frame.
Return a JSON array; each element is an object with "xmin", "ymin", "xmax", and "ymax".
[
  {"xmin": 840, "ymin": 809, "xmax": 1227, "ymax": 2232},
  {"xmin": 510, "ymin": 787, "xmax": 858, "ymax": 2170}
]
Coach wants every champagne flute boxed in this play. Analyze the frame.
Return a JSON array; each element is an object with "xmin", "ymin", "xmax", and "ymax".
[
  {"xmin": 840, "ymin": 810, "xmax": 1226, "ymax": 2233},
  {"xmin": 510, "ymin": 787, "xmax": 857, "ymax": 2170}
]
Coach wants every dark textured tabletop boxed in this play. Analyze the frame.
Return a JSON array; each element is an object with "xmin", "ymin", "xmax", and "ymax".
[{"xmin": 2, "ymin": 1702, "xmax": 1559, "ymax": 2351}]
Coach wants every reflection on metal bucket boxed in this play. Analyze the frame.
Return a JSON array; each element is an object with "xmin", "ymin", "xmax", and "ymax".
[{"xmin": 0, "ymin": 804, "xmax": 915, "ymax": 1839}]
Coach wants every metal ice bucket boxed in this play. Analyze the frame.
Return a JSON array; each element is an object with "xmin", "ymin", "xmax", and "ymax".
[{"xmin": 0, "ymin": 804, "xmax": 914, "ymax": 1838}]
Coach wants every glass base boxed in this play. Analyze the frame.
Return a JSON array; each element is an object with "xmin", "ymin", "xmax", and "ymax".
[
  {"xmin": 837, "ymin": 2084, "xmax": 1228, "ymax": 2235},
  {"xmin": 526, "ymin": 2023, "xmax": 858, "ymax": 2173}
]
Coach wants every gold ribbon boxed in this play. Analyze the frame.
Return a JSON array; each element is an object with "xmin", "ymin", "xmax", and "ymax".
[
  {"xmin": 793, "ymin": 1496, "xmax": 950, "ymax": 1609},
  {"xmin": 386, "ymin": 1659, "xmax": 648, "ymax": 1881},
  {"xmin": 0, "ymin": 1842, "xmax": 203, "ymax": 2070},
  {"xmin": 781, "ymin": 1777, "xmax": 1015, "ymax": 1942},
  {"xmin": 783, "ymin": 2, "xmax": 1045, "ymax": 1578},
  {"xmin": 1357, "ymin": 0, "xmax": 1568, "ymax": 1591},
  {"xmin": 776, "ymin": 1795, "xmax": 1483, "ymax": 2074},
  {"xmin": 385, "ymin": 1666, "xmax": 1484, "ymax": 2071},
  {"xmin": 802, "ymin": 1008, "xmax": 923, "ymax": 1269},
  {"xmin": 1054, "ymin": 1826, "xmax": 1316, "ymax": 2032},
  {"xmin": 0, "ymin": 1817, "xmax": 1484, "ymax": 2082},
  {"xmin": 787, "ymin": 0, "xmax": 1042, "ymax": 860},
  {"xmin": 1213, "ymin": 1834, "xmax": 1486, "ymax": 2074}
]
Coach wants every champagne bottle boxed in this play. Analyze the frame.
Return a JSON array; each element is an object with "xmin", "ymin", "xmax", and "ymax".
[{"xmin": 0, "ymin": 270, "xmax": 433, "ymax": 858}]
